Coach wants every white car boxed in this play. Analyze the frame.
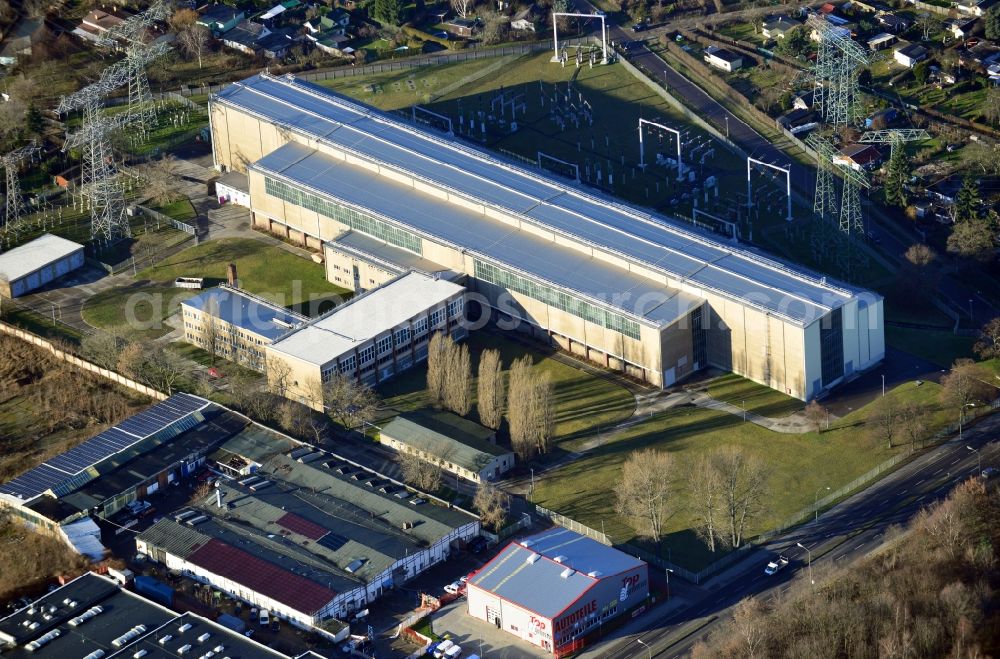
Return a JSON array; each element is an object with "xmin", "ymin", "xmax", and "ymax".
[
  {"xmin": 258, "ymin": 609, "xmax": 269, "ymax": 627},
  {"xmin": 443, "ymin": 582, "xmax": 462, "ymax": 594},
  {"xmin": 433, "ymin": 640, "xmax": 455, "ymax": 658}
]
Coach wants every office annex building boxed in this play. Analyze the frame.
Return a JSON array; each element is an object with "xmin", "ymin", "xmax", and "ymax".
[{"xmin": 209, "ymin": 73, "xmax": 884, "ymax": 399}]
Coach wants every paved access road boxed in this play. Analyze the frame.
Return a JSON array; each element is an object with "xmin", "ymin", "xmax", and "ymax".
[{"xmin": 586, "ymin": 414, "xmax": 1000, "ymax": 658}]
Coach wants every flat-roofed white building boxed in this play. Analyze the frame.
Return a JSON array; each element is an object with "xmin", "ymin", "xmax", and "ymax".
[
  {"xmin": 0, "ymin": 234, "xmax": 84, "ymax": 298},
  {"xmin": 265, "ymin": 271, "xmax": 467, "ymax": 409}
]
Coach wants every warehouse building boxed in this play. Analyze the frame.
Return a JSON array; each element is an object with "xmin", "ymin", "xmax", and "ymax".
[
  {"xmin": 0, "ymin": 233, "xmax": 84, "ymax": 298},
  {"xmin": 0, "ymin": 572, "xmax": 304, "ymax": 659},
  {"xmin": 381, "ymin": 411, "xmax": 514, "ymax": 483},
  {"xmin": 265, "ymin": 270, "xmax": 466, "ymax": 409},
  {"xmin": 137, "ymin": 435, "xmax": 479, "ymax": 628},
  {"xmin": 467, "ymin": 528, "xmax": 648, "ymax": 655},
  {"xmin": 180, "ymin": 285, "xmax": 308, "ymax": 371},
  {"xmin": 208, "ymin": 73, "xmax": 883, "ymax": 400}
]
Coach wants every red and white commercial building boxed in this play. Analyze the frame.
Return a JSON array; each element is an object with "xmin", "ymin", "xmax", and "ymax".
[{"xmin": 466, "ymin": 528, "xmax": 648, "ymax": 655}]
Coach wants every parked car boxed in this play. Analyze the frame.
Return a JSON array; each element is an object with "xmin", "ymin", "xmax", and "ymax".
[
  {"xmin": 765, "ymin": 556, "xmax": 789, "ymax": 575},
  {"xmin": 259, "ymin": 609, "xmax": 269, "ymax": 627},
  {"xmin": 982, "ymin": 467, "xmax": 998, "ymax": 479},
  {"xmin": 632, "ymin": 21, "xmax": 647, "ymax": 32},
  {"xmin": 433, "ymin": 640, "xmax": 455, "ymax": 658},
  {"xmin": 444, "ymin": 581, "xmax": 462, "ymax": 594}
]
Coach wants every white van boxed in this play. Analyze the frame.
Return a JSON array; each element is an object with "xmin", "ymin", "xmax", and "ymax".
[
  {"xmin": 444, "ymin": 645, "xmax": 462, "ymax": 658},
  {"xmin": 432, "ymin": 640, "xmax": 454, "ymax": 658},
  {"xmin": 258, "ymin": 610, "xmax": 269, "ymax": 627}
]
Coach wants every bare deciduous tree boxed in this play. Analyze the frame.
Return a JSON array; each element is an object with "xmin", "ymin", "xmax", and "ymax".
[
  {"xmin": 426, "ymin": 331, "xmax": 449, "ymax": 407},
  {"xmin": 973, "ymin": 317, "xmax": 1000, "ymax": 360},
  {"xmin": 451, "ymin": 0, "xmax": 474, "ymax": 18},
  {"xmin": 507, "ymin": 356, "xmax": 535, "ymax": 460},
  {"xmin": 714, "ymin": 445, "xmax": 769, "ymax": 549},
  {"xmin": 477, "ymin": 348, "xmax": 504, "ymax": 430},
  {"xmin": 940, "ymin": 359, "xmax": 992, "ymax": 415},
  {"xmin": 268, "ymin": 358, "xmax": 293, "ymax": 398},
  {"xmin": 730, "ymin": 597, "xmax": 767, "ymax": 658},
  {"xmin": 868, "ymin": 394, "xmax": 898, "ymax": 448},
  {"xmin": 177, "ymin": 25, "xmax": 211, "ymax": 69},
  {"xmin": 321, "ymin": 372, "xmax": 379, "ymax": 428},
  {"xmin": 473, "ymin": 481, "xmax": 508, "ymax": 532},
  {"xmin": 397, "ymin": 451, "xmax": 443, "ymax": 492},
  {"xmin": 804, "ymin": 400, "xmax": 828, "ymax": 433},
  {"xmin": 615, "ymin": 448, "xmax": 675, "ymax": 542},
  {"xmin": 685, "ymin": 452, "xmax": 723, "ymax": 552},
  {"xmin": 444, "ymin": 341, "xmax": 471, "ymax": 416}
]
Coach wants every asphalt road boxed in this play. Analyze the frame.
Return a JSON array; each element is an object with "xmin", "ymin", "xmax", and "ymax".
[{"xmin": 592, "ymin": 413, "xmax": 1000, "ymax": 658}]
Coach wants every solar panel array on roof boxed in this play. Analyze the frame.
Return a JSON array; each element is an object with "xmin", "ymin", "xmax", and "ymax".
[
  {"xmin": 316, "ymin": 533, "xmax": 348, "ymax": 552},
  {"xmin": 0, "ymin": 394, "xmax": 210, "ymax": 502}
]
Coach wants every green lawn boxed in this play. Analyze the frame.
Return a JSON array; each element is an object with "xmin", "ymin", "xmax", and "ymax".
[
  {"xmin": 153, "ymin": 198, "xmax": 198, "ymax": 223},
  {"xmin": 377, "ymin": 332, "xmax": 636, "ymax": 443},
  {"xmin": 138, "ymin": 238, "xmax": 350, "ymax": 315},
  {"xmin": 82, "ymin": 282, "xmax": 196, "ymax": 340},
  {"xmin": 703, "ymin": 372, "xmax": 803, "ymax": 418},
  {"xmin": 533, "ymin": 379, "xmax": 958, "ymax": 570},
  {"xmin": 886, "ymin": 326, "xmax": 975, "ymax": 368}
]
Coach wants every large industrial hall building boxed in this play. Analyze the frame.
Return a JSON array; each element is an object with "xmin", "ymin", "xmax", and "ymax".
[{"xmin": 208, "ymin": 73, "xmax": 884, "ymax": 400}]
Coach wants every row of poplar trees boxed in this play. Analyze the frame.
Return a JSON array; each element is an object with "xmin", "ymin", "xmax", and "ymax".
[{"xmin": 426, "ymin": 333, "xmax": 553, "ymax": 460}]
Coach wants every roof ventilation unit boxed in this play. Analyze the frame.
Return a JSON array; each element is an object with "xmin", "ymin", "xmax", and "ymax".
[
  {"xmin": 69, "ymin": 605, "xmax": 105, "ymax": 627},
  {"xmin": 526, "ymin": 553, "xmax": 540, "ymax": 565},
  {"xmin": 587, "ymin": 571, "xmax": 602, "ymax": 578},
  {"xmin": 83, "ymin": 651, "xmax": 106, "ymax": 659},
  {"xmin": 178, "ymin": 645, "xmax": 192, "ymax": 655},
  {"xmin": 186, "ymin": 516, "xmax": 209, "ymax": 526},
  {"xmin": 553, "ymin": 555, "xmax": 568, "ymax": 564},
  {"xmin": 560, "ymin": 568, "xmax": 575, "ymax": 579},
  {"xmin": 158, "ymin": 635, "xmax": 173, "ymax": 645},
  {"xmin": 25, "ymin": 629, "xmax": 61, "ymax": 651},
  {"xmin": 197, "ymin": 633, "xmax": 211, "ymax": 643},
  {"xmin": 134, "ymin": 650, "xmax": 148, "ymax": 658},
  {"xmin": 111, "ymin": 625, "xmax": 147, "ymax": 648},
  {"xmin": 178, "ymin": 623, "xmax": 193, "ymax": 633}
]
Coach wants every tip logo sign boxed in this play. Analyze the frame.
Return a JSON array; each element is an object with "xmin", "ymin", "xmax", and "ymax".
[{"xmin": 620, "ymin": 574, "xmax": 640, "ymax": 602}]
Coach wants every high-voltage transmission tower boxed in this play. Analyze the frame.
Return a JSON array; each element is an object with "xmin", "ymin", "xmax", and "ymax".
[
  {"xmin": 97, "ymin": 0, "xmax": 171, "ymax": 134},
  {"xmin": 806, "ymin": 133, "xmax": 870, "ymax": 270},
  {"xmin": 58, "ymin": 42, "xmax": 169, "ymax": 245},
  {"xmin": 809, "ymin": 15, "xmax": 870, "ymax": 128},
  {"xmin": 0, "ymin": 141, "xmax": 41, "ymax": 245},
  {"xmin": 859, "ymin": 128, "xmax": 930, "ymax": 162}
]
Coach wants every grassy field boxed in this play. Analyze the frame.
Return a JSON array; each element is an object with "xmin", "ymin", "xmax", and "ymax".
[
  {"xmin": 320, "ymin": 52, "xmax": 747, "ymax": 218},
  {"xmin": 886, "ymin": 326, "xmax": 975, "ymax": 368},
  {"xmin": 82, "ymin": 282, "xmax": 197, "ymax": 340},
  {"xmin": 703, "ymin": 372, "xmax": 803, "ymax": 418},
  {"xmin": 533, "ymin": 379, "xmax": 958, "ymax": 570},
  {"xmin": 139, "ymin": 238, "xmax": 350, "ymax": 314},
  {"xmin": 377, "ymin": 331, "xmax": 636, "ymax": 442}
]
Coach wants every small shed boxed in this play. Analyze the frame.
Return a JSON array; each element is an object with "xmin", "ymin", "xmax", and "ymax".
[
  {"xmin": 0, "ymin": 233, "xmax": 85, "ymax": 298},
  {"xmin": 381, "ymin": 411, "xmax": 514, "ymax": 483}
]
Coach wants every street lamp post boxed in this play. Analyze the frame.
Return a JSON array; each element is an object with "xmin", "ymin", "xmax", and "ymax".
[
  {"xmin": 665, "ymin": 567, "xmax": 674, "ymax": 599},
  {"xmin": 959, "ymin": 403, "xmax": 976, "ymax": 441},
  {"xmin": 530, "ymin": 468, "xmax": 535, "ymax": 499},
  {"xmin": 636, "ymin": 638, "xmax": 652, "ymax": 659},
  {"xmin": 797, "ymin": 542, "xmax": 814, "ymax": 591},
  {"xmin": 967, "ymin": 445, "xmax": 981, "ymax": 474},
  {"xmin": 814, "ymin": 486, "xmax": 830, "ymax": 522},
  {"xmin": 881, "ymin": 374, "xmax": 885, "ymax": 397}
]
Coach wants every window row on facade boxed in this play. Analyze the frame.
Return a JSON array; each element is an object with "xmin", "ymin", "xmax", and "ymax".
[
  {"xmin": 264, "ymin": 176, "xmax": 423, "ymax": 254},
  {"xmin": 473, "ymin": 259, "xmax": 642, "ymax": 340}
]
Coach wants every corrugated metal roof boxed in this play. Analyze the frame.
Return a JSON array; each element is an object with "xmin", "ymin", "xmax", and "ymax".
[
  {"xmin": 181, "ymin": 286, "xmax": 307, "ymax": 341},
  {"xmin": 382, "ymin": 413, "xmax": 510, "ymax": 474},
  {"xmin": 187, "ymin": 539, "xmax": 338, "ymax": 614},
  {"xmin": 268, "ymin": 270, "xmax": 463, "ymax": 367},
  {"xmin": 469, "ymin": 528, "xmax": 645, "ymax": 619},
  {"xmin": 214, "ymin": 73, "xmax": 870, "ymax": 327},
  {"xmin": 0, "ymin": 233, "xmax": 82, "ymax": 284}
]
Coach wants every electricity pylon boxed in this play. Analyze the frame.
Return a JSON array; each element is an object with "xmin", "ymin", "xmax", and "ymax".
[
  {"xmin": 0, "ymin": 141, "xmax": 41, "ymax": 244},
  {"xmin": 97, "ymin": 0, "xmax": 171, "ymax": 134},
  {"xmin": 809, "ymin": 15, "xmax": 870, "ymax": 128},
  {"xmin": 58, "ymin": 42, "xmax": 168, "ymax": 245},
  {"xmin": 859, "ymin": 128, "xmax": 930, "ymax": 163}
]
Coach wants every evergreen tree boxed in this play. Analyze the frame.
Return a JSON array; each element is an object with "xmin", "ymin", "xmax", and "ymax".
[
  {"xmin": 986, "ymin": 5, "xmax": 1000, "ymax": 41},
  {"xmin": 883, "ymin": 145, "xmax": 909, "ymax": 208},
  {"xmin": 372, "ymin": 0, "xmax": 403, "ymax": 26},
  {"xmin": 954, "ymin": 172, "xmax": 979, "ymax": 224}
]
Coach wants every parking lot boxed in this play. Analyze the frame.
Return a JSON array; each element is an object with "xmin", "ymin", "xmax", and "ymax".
[{"xmin": 427, "ymin": 599, "xmax": 551, "ymax": 659}]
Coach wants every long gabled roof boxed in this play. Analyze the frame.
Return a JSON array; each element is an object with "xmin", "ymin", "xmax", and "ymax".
[{"xmin": 213, "ymin": 73, "xmax": 868, "ymax": 327}]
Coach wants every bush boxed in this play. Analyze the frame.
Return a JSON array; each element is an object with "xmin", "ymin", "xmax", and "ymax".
[{"xmin": 401, "ymin": 25, "xmax": 466, "ymax": 50}]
